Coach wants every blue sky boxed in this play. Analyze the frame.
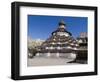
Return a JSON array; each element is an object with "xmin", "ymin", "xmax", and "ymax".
[{"xmin": 28, "ymin": 15, "xmax": 87, "ymax": 40}]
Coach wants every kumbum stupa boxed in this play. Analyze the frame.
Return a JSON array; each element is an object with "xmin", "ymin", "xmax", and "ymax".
[{"xmin": 35, "ymin": 20, "xmax": 79, "ymax": 59}]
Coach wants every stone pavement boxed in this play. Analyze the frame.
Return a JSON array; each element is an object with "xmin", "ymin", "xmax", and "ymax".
[{"xmin": 27, "ymin": 56, "xmax": 80, "ymax": 66}]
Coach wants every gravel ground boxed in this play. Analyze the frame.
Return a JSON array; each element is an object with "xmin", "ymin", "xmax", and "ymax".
[{"xmin": 27, "ymin": 57, "xmax": 80, "ymax": 66}]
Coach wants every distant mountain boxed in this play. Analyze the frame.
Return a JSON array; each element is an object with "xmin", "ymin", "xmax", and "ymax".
[{"xmin": 28, "ymin": 37, "xmax": 44, "ymax": 49}]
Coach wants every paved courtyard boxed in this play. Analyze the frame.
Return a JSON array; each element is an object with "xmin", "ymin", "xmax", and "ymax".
[{"xmin": 27, "ymin": 56, "xmax": 80, "ymax": 66}]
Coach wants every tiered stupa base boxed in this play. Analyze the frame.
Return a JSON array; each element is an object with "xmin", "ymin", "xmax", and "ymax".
[{"xmin": 36, "ymin": 53, "xmax": 76, "ymax": 59}]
